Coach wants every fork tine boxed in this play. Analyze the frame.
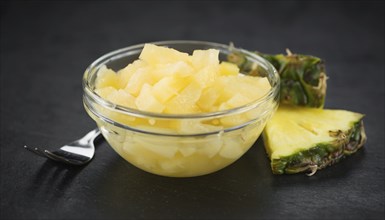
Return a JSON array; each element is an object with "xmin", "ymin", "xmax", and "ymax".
[
  {"xmin": 24, "ymin": 145, "xmax": 48, "ymax": 158},
  {"xmin": 43, "ymin": 150, "xmax": 69, "ymax": 163}
]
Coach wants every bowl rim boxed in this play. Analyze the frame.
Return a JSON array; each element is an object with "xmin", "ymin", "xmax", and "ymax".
[{"xmin": 82, "ymin": 40, "xmax": 280, "ymax": 120}]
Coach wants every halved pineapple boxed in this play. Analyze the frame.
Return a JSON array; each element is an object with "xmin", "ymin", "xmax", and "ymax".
[
  {"xmin": 263, "ymin": 105, "xmax": 366, "ymax": 175},
  {"xmin": 227, "ymin": 49, "xmax": 327, "ymax": 108}
]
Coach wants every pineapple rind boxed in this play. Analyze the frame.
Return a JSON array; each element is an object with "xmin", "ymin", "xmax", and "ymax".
[
  {"xmin": 264, "ymin": 119, "xmax": 366, "ymax": 175},
  {"xmin": 227, "ymin": 46, "xmax": 366, "ymax": 175},
  {"xmin": 227, "ymin": 51, "xmax": 327, "ymax": 108}
]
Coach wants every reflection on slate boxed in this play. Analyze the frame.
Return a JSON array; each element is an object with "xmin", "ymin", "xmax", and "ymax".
[{"xmin": 26, "ymin": 160, "xmax": 85, "ymax": 198}]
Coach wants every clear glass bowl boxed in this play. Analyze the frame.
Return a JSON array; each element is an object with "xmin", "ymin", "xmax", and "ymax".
[{"xmin": 83, "ymin": 40, "xmax": 280, "ymax": 177}]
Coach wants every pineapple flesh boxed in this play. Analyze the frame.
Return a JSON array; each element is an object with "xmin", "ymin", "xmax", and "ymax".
[
  {"xmin": 227, "ymin": 49, "xmax": 327, "ymax": 108},
  {"xmin": 227, "ymin": 45, "xmax": 366, "ymax": 175},
  {"xmin": 91, "ymin": 44, "xmax": 275, "ymax": 177},
  {"xmin": 263, "ymin": 105, "xmax": 366, "ymax": 175}
]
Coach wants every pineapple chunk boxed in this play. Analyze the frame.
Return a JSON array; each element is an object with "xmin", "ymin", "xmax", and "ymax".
[
  {"xmin": 219, "ymin": 62, "xmax": 239, "ymax": 76},
  {"xmin": 164, "ymin": 81, "xmax": 202, "ymax": 114},
  {"xmin": 152, "ymin": 61, "xmax": 194, "ymax": 78},
  {"xmin": 124, "ymin": 67, "xmax": 154, "ymax": 96},
  {"xmin": 106, "ymin": 89, "xmax": 136, "ymax": 108},
  {"xmin": 219, "ymin": 138, "xmax": 244, "ymax": 159},
  {"xmin": 197, "ymin": 87, "xmax": 221, "ymax": 112},
  {"xmin": 117, "ymin": 60, "xmax": 146, "ymax": 89},
  {"xmin": 95, "ymin": 86, "xmax": 117, "ymax": 98},
  {"xmin": 140, "ymin": 141, "xmax": 179, "ymax": 159},
  {"xmin": 217, "ymin": 75, "xmax": 271, "ymax": 104},
  {"xmin": 96, "ymin": 66, "xmax": 119, "ymax": 89},
  {"xmin": 135, "ymin": 83, "xmax": 165, "ymax": 113},
  {"xmin": 152, "ymin": 77, "xmax": 178, "ymax": 103},
  {"xmin": 198, "ymin": 137, "xmax": 223, "ymax": 158},
  {"xmin": 177, "ymin": 119, "xmax": 222, "ymax": 134},
  {"xmin": 179, "ymin": 146, "xmax": 197, "ymax": 157},
  {"xmin": 225, "ymin": 93, "xmax": 253, "ymax": 109},
  {"xmin": 140, "ymin": 44, "xmax": 191, "ymax": 65},
  {"xmin": 193, "ymin": 65, "xmax": 218, "ymax": 88},
  {"xmin": 191, "ymin": 49, "xmax": 220, "ymax": 70},
  {"xmin": 152, "ymin": 76, "xmax": 190, "ymax": 103}
]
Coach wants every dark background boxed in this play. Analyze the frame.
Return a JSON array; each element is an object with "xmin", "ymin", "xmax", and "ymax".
[{"xmin": 1, "ymin": 1, "xmax": 384, "ymax": 219}]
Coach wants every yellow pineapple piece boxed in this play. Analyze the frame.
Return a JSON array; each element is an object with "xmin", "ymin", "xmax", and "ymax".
[
  {"xmin": 124, "ymin": 67, "xmax": 155, "ymax": 96},
  {"xmin": 106, "ymin": 89, "xmax": 136, "ymax": 109},
  {"xmin": 177, "ymin": 119, "xmax": 223, "ymax": 134},
  {"xmin": 95, "ymin": 86, "xmax": 117, "ymax": 98},
  {"xmin": 152, "ymin": 77, "xmax": 178, "ymax": 103},
  {"xmin": 198, "ymin": 138, "xmax": 223, "ymax": 158},
  {"xmin": 179, "ymin": 146, "xmax": 197, "ymax": 157},
  {"xmin": 219, "ymin": 138, "xmax": 244, "ymax": 159},
  {"xmin": 135, "ymin": 83, "xmax": 165, "ymax": 113},
  {"xmin": 117, "ymin": 60, "xmax": 146, "ymax": 89},
  {"xmin": 139, "ymin": 44, "xmax": 191, "ymax": 65},
  {"xmin": 191, "ymin": 49, "xmax": 219, "ymax": 70},
  {"xmin": 95, "ymin": 65, "xmax": 119, "ymax": 89},
  {"xmin": 193, "ymin": 65, "xmax": 219, "ymax": 88},
  {"xmin": 197, "ymin": 87, "xmax": 221, "ymax": 112},
  {"xmin": 219, "ymin": 62, "xmax": 239, "ymax": 76},
  {"xmin": 152, "ymin": 76, "xmax": 191, "ymax": 103},
  {"xmin": 225, "ymin": 93, "xmax": 253, "ymax": 109},
  {"xmin": 216, "ymin": 75, "xmax": 271, "ymax": 104},
  {"xmin": 164, "ymin": 81, "xmax": 202, "ymax": 114},
  {"xmin": 152, "ymin": 61, "xmax": 194, "ymax": 79}
]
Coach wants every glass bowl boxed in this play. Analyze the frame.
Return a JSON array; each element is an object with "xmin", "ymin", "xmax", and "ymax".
[{"xmin": 82, "ymin": 40, "xmax": 280, "ymax": 177}]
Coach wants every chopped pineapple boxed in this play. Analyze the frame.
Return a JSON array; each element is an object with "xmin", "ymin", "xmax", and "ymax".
[
  {"xmin": 106, "ymin": 89, "xmax": 136, "ymax": 109},
  {"xmin": 93, "ymin": 44, "xmax": 274, "ymax": 177},
  {"xmin": 124, "ymin": 67, "xmax": 155, "ymax": 96},
  {"xmin": 152, "ymin": 76, "xmax": 188, "ymax": 103},
  {"xmin": 140, "ymin": 43, "xmax": 191, "ymax": 65},
  {"xmin": 152, "ymin": 77, "xmax": 179, "ymax": 103},
  {"xmin": 193, "ymin": 66, "xmax": 218, "ymax": 87},
  {"xmin": 191, "ymin": 49, "xmax": 219, "ymax": 70},
  {"xmin": 95, "ymin": 86, "xmax": 117, "ymax": 98},
  {"xmin": 196, "ymin": 87, "xmax": 221, "ymax": 112},
  {"xmin": 96, "ymin": 66, "xmax": 119, "ymax": 88},
  {"xmin": 219, "ymin": 62, "xmax": 239, "ymax": 76},
  {"xmin": 117, "ymin": 60, "xmax": 146, "ymax": 89},
  {"xmin": 95, "ymin": 44, "xmax": 271, "ymax": 117},
  {"xmin": 135, "ymin": 83, "xmax": 165, "ymax": 113},
  {"xmin": 176, "ymin": 119, "xmax": 222, "ymax": 134},
  {"xmin": 164, "ymin": 81, "xmax": 203, "ymax": 114},
  {"xmin": 152, "ymin": 61, "xmax": 194, "ymax": 78}
]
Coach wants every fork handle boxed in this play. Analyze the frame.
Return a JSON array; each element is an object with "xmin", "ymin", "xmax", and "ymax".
[{"xmin": 80, "ymin": 128, "xmax": 102, "ymax": 144}]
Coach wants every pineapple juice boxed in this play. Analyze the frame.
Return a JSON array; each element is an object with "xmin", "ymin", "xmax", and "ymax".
[{"xmin": 90, "ymin": 44, "xmax": 274, "ymax": 177}]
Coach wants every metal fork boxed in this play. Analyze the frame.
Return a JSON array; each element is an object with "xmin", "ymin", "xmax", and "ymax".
[{"xmin": 24, "ymin": 128, "xmax": 102, "ymax": 166}]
